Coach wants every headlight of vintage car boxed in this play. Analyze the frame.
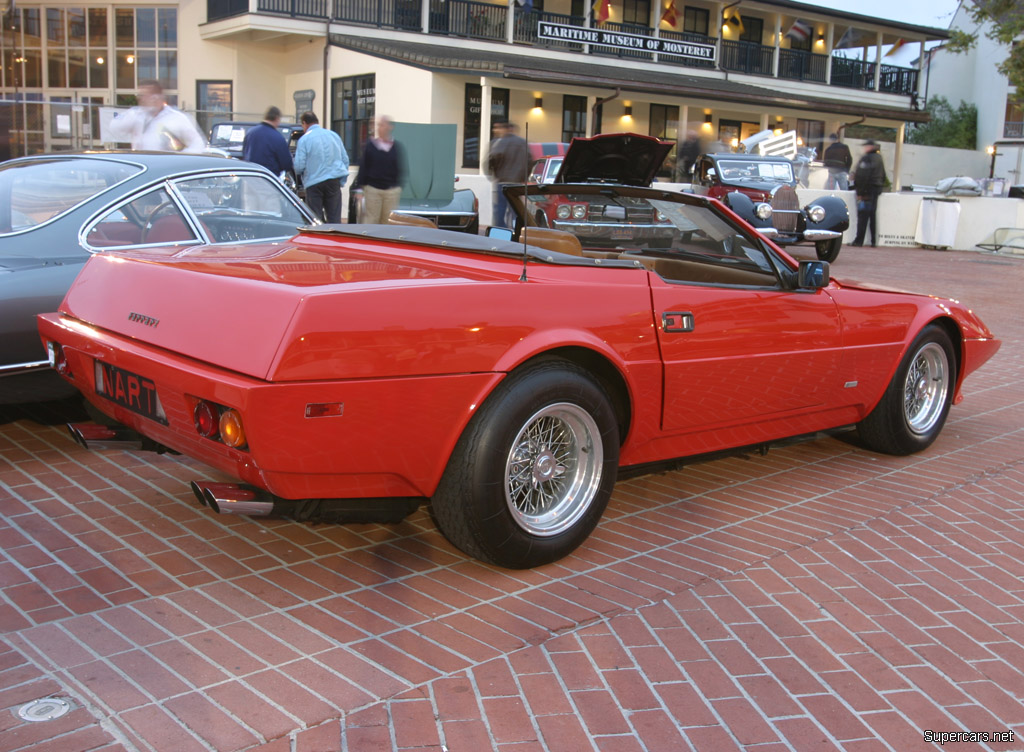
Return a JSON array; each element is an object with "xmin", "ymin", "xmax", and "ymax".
[
  {"xmin": 571, "ymin": 204, "xmax": 587, "ymax": 219},
  {"xmin": 556, "ymin": 204, "xmax": 571, "ymax": 219},
  {"xmin": 807, "ymin": 205, "xmax": 826, "ymax": 223},
  {"xmin": 754, "ymin": 202, "xmax": 773, "ymax": 221}
]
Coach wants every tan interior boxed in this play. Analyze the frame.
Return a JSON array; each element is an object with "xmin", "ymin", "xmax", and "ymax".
[
  {"xmin": 388, "ymin": 212, "xmax": 437, "ymax": 229},
  {"xmin": 519, "ymin": 227, "xmax": 583, "ymax": 256}
]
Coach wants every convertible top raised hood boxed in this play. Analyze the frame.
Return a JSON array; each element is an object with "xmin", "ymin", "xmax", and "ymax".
[{"xmin": 556, "ymin": 133, "xmax": 672, "ymax": 186}]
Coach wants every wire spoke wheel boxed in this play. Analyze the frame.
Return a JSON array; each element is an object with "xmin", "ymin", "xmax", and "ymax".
[
  {"xmin": 504, "ymin": 402, "xmax": 603, "ymax": 537},
  {"xmin": 902, "ymin": 342, "xmax": 949, "ymax": 435}
]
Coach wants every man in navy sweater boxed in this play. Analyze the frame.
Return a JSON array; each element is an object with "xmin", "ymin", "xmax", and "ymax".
[
  {"xmin": 242, "ymin": 106, "xmax": 293, "ymax": 178},
  {"xmin": 353, "ymin": 116, "xmax": 405, "ymax": 223}
]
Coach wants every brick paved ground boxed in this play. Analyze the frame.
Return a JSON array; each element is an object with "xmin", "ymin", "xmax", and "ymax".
[{"xmin": 1, "ymin": 244, "xmax": 1021, "ymax": 752}]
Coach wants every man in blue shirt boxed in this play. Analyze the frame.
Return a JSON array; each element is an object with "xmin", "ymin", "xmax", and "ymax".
[
  {"xmin": 242, "ymin": 106, "xmax": 293, "ymax": 178},
  {"xmin": 294, "ymin": 111, "xmax": 349, "ymax": 224}
]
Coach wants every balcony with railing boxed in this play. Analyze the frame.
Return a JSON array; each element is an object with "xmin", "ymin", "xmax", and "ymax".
[
  {"xmin": 206, "ymin": 0, "xmax": 923, "ymax": 100},
  {"xmin": 720, "ymin": 39, "xmax": 774, "ymax": 76},
  {"xmin": 778, "ymin": 48, "xmax": 827, "ymax": 84},
  {"xmin": 1005, "ymin": 121, "xmax": 1024, "ymax": 138}
]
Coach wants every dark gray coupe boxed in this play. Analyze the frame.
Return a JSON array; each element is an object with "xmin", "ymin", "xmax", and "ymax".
[{"xmin": 0, "ymin": 151, "xmax": 316, "ymax": 403}]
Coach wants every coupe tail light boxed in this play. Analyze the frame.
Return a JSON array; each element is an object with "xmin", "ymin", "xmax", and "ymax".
[
  {"xmin": 218, "ymin": 409, "xmax": 246, "ymax": 448},
  {"xmin": 194, "ymin": 400, "xmax": 219, "ymax": 438},
  {"xmin": 47, "ymin": 341, "xmax": 71, "ymax": 378}
]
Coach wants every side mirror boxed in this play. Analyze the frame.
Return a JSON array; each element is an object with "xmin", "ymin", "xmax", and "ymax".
[
  {"xmin": 798, "ymin": 260, "xmax": 830, "ymax": 289},
  {"xmin": 487, "ymin": 226, "xmax": 515, "ymax": 242}
]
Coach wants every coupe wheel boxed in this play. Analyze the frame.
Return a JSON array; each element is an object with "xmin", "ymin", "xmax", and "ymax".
[
  {"xmin": 815, "ymin": 237, "xmax": 842, "ymax": 262},
  {"xmin": 431, "ymin": 360, "xmax": 620, "ymax": 568},
  {"xmin": 857, "ymin": 325, "xmax": 956, "ymax": 455}
]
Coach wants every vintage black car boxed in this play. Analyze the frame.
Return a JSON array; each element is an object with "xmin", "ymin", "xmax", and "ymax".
[
  {"xmin": 0, "ymin": 151, "xmax": 316, "ymax": 403},
  {"xmin": 690, "ymin": 153, "xmax": 849, "ymax": 262}
]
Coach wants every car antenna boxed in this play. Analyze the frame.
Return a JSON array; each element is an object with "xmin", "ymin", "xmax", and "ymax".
[{"xmin": 520, "ymin": 122, "xmax": 530, "ymax": 282}]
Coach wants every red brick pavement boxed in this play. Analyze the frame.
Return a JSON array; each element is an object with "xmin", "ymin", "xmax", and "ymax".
[{"xmin": 1, "ymin": 245, "xmax": 1022, "ymax": 751}]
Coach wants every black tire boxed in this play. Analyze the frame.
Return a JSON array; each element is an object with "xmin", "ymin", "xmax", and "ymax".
[
  {"xmin": 857, "ymin": 325, "xmax": 957, "ymax": 455},
  {"xmin": 816, "ymin": 237, "xmax": 842, "ymax": 262},
  {"xmin": 430, "ymin": 360, "xmax": 620, "ymax": 568}
]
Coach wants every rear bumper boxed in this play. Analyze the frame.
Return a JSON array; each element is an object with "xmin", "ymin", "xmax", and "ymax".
[{"xmin": 38, "ymin": 312, "xmax": 502, "ymax": 500}]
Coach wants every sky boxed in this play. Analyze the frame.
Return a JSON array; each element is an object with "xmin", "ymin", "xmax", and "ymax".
[{"xmin": 809, "ymin": 0, "xmax": 961, "ymax": 28}]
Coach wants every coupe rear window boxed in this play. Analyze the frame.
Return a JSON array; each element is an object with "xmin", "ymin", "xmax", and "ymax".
[{"xmin": 0, "ymin": 158, "xmax": 141, "ymax": 235}]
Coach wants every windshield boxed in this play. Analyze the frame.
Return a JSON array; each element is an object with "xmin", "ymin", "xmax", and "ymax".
[
  {"xmin": 209, "ymin": 123, "xmax": 252, "ymax": 148},
  {"xmin": 0, "ymin": 158, "xmax": 141, "ymax": 235},
  {"xmin": 716, "ymin": 159, "xmax": 794, "ymax": 183},
  {"xmin": 512, "ymin": 186, "xmax": 779, "ymax": 286}
]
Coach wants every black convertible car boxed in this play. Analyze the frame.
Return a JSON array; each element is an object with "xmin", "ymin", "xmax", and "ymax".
[{"xmin": 0, "ymin": 151, "xmax": 316, "ymax": 403}]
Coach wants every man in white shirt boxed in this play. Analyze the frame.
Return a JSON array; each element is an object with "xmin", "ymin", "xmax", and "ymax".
[{"xmin": 109, "ymin": 80, "xmax": 206, "ymax": 153}]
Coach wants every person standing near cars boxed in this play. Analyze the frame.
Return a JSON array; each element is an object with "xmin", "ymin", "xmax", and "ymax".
[
  {"xmin": 487, "ymin": 121, "xmax": 528, "ymax": 229},
  {"xmin": 823, "ymin": 133, "xmax": 852, "ymax": 190},
  {"xmin": 851, "ymin": 140, "xmax": 887, "ymax": 247},
  {"xmin": 242, "ymin": 106, "xmax": 293, "ymax": 177},
  {"xmin": 108, "ymin": 80, "xmax": 206, "ymax": 153},
  {"xmin": 294, "ymin": 111, "xmax": 349, "ymax": 224},
  {"xmin": 353, "ymin": 116, "xmax": 405, "ymax": 224}
]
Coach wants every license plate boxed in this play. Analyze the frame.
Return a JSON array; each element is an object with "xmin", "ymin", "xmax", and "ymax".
[
  {"xmin": 94, "ymin": 361, "xmax": 168, "ymax": 424},
  {"xmin": 610, "ymin": 227, "xmax": 632, "ymax": 239}
]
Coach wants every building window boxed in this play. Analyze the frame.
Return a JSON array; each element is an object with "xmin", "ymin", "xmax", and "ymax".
[
  {"xmin": 797, "ymin": 118, "xmax": 824, "ymax": 158},
  {"xmin": 683, "ymin": 6, "xmax": 709, "ymax": 36},
  {"xmin": 196, "ymin": 81, "xmax": 232, "ymax": 137},
  {"xmin": 649, "ymin": 103, "xmax": 678, "ymax": 178},
  {"xmin": 740, "ymin": 16, "xmax": 764, "ymax": 44},
  {"xmin": 1005, "ymin": 99, "xmax": 1024, "ymax": 138},
  {"xmin": 621, "ymin": 0, "xmax": 650, "ymax": 26},
  {"xmin": 562, "ymin": 95, "xmax": 587, "ymax": 142},
  {"xmin": 463, "ymin": 83, "xmax": 509, "ymax": 168},
  {"xmin": 112, "ymin": 7, "xmax": 177, "ymax": 93},
  {"xmin": 331, "ymin": 74, "xmax": 375, "ymax": 166}
]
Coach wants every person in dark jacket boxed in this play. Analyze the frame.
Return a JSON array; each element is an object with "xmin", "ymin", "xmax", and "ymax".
[
  {"xmin": 822, "ymin": 133, "xmax": 852, "ymax": 190},
  {"xmin": 487, "ymin": 121, "xmax": 528, "ymax": 228},
  {"xmin": 242, "ymin": 106, "xmax": 293, "ymax": 177},
  {"xmin": 353, "ymin": 115, "xmax": 405, "ymax": 224},
  {"xmin": 852, "ymin": 140, "xmax": 887, "ymax": 247}
]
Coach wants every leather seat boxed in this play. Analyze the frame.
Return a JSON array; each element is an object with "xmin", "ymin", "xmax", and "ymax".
[
  {"xmin": 388, "ymin": 212, "xmax": 437, "ymax": 229},
  {"xmin": 520, "ymin": 227, "xmax": 583, "ymax": 256}
]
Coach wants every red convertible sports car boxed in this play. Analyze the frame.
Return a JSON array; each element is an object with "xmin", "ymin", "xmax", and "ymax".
[{"xmin": 38, "ymin": 136, "xmax": 1000, "ymax": 569}]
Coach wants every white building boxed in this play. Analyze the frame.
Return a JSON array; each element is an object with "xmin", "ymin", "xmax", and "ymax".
[
  {"xmin": 922, "ymin": 0, "xmax": 1023, "ymax": 184},
  {"xmin": 2, "ymin": 0, "xmax": 945, "ymax": 186}
]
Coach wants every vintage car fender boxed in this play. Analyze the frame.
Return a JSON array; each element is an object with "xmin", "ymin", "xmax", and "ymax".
[
  {"xmin": 805, "ymin": 194, "xmax": 850, "ymax": 234},
  {"xmin": 722, "ymin": 190, "xmax": 772, "ymax": 231}
]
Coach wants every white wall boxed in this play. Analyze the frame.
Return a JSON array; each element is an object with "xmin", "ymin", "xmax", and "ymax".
[{"xmin": 843, "ymin": 138, "xmax": 990, "ymax": 188}]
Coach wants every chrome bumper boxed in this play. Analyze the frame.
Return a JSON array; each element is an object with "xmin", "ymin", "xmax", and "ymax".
[{"xmin": 803, "ymin": 229, "xmax": 843, "ymax": 241}]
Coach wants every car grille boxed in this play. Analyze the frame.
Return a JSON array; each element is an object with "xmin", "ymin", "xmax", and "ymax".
[
  {"xmin": 771, "ymin": 185, "xmax": 800, "ymax": 233},
  {"xmin": 589, "ymin": 204, "xmax": 656, "ymax": 223}
]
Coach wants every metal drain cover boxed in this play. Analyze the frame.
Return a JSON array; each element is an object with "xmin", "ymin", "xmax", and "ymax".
[{"xmin": 17, "ymin": 698, "xmax": 71, "ymax": 722}]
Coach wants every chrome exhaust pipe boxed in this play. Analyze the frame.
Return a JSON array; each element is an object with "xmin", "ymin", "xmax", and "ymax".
[
  {"xmin": 192, "ymin": 481, "xmax": 275, "ymax": 516},
  {"xmin": 66, "ymin": 423, "xmax": 143, "ymax": 451}
]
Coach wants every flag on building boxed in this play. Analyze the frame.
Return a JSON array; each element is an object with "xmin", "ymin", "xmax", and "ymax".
[
  {"xmin": 723, "ymin": 6, "xmax": 743, "ymax": 34},
  {"xmin": 661, "ymin": 0, "xmax": 679, "ymax": 29},
  {"xmin": 885, "ymin": 38, "xmax": 906, "ymax": 57},
  {"xmin": 515, "ymin": 0, "xmax": 533, "ymax": 12},
  {"xmin": 835, "ymin": 27, "xmax": 870, "ymax": 49},
  {"xmin": 592, "ymin": 0, "xmax": 610, "ymax": 24},
  {"xmin": 785, "ymin": 19, "xmax": 813, "ymax": 43}
]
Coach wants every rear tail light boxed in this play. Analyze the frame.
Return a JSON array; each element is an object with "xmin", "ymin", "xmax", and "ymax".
[
  {"xmin": 47, "ymin": 341, "xmax": 71, "ymax": 378},
  {"xmin": 193, "ymin": 400, "xmax": 219, "ymax": 438},
  {"xmin": 218, "ymin": 409, "xmax": 246, "ymax": 448}
]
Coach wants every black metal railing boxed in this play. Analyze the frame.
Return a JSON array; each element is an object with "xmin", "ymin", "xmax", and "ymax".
[
  {"xmin": 429, "ymin": 0, "xmax": 505, "ymax": 40},
  {"xmin": 658, "ymin": 29, "xmax": 715, "ymax": 69},
  {"xmin": 1004, "ymin": 121, "xmax": 1024, "ymax": 138},
  {"xmin": 830, "ymin": 56, "xmax": 875, "ymax": 90},
  {"xmin": 878, "ymin": 63, "xmax": 918, "ymax": 95},
  {"xmin": 513, "ymin": 10, "xmax": 586, "ymax": 50},
  {"xmin": 208, "ymin": 0, "xmax": 249, "ymax": 22},
  {"xmin": 331, "ymin": 0, "xmax": 420, "ymax": 28},
  {"xmin": 777, "ymin": 48, "xmax": 827, "ymax": 83},
  {"xmin": 257, "ymin": 0, "xmax": 325, "ymax": 18},
  {"xmin": 719, "ymin": 39, "xmax": 774, "ymax": 76},
  {"xmin": 590, "ymin": 20, "xmax": 653, "ymax": 60}
]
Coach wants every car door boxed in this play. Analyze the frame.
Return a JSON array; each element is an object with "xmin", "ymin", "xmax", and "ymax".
[{"xmin": 645, "ymin": 211, "xmax": 843, "ymax": 434}]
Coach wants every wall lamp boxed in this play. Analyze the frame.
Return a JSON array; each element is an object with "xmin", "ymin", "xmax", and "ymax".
[
  {"xmin": 534, "ymin": 96, "xmax": 543, "ymax": 109},
  {"xmin": 704, "ymin": 113, "xmax": 713, "ymax": 123},
  {"xmin": 624, "ymin": 104, "xmax": 632, "ymax": 117}
]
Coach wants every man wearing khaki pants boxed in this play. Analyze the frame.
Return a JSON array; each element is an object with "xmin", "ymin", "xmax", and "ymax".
[{"xmin": 353, "ymin": 116, "xmax": 405, "ymax": 223}]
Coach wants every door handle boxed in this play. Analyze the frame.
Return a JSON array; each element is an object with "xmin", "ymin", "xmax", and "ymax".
[{"xmin": 662, "ymin": 311, "xmax": 694, "ymax": 332}]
